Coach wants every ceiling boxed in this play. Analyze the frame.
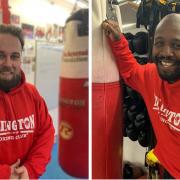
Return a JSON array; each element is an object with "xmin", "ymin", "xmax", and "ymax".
[
  {"xmin": 47, "ymin": 0, "xmax": 88, "ymax": 12},
  {"xmin": 9, "ymin": 0, "xmax": 89, "ymax": 26}
]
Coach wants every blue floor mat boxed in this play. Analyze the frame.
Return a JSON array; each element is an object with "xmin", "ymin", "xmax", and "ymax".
[{"xmin": 40, "ymin": 142, "xmax": 75, "ymax": 179}]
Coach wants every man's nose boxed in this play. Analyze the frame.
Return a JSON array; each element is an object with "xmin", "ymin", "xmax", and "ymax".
[{"xmin": 161, "ymin": 45, "xmax": 173, "ymax": 57}]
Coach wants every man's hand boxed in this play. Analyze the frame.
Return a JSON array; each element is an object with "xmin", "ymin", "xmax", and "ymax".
[
  {"xmin": 15, "ymin": 166, "xmax": 29, "ymax": 179},
  {"xmin": 102, "ymin": 20, "xmax": 122, "ymax": 41},
  {"xmin": 10, "ymin": 159, "xmax": 20, "ymax": 179}
]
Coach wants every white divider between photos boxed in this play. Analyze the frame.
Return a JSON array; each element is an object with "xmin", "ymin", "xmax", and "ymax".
[{"xmin": 35, "ymin": 41, "xmax": 63, "ymax": 110}]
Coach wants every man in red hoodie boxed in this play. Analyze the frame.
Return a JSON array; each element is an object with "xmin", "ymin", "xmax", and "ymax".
[
  {"xmin": 102, "ymin": 13, "xmax": 180, "ymax": 179},
  {"xmin": 0, "ymin": 24, "xmax": 55, "ymax": 179}
]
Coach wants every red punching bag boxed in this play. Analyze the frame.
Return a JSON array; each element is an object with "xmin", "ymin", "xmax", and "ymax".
[
  {"xmin": 58, "ymin": 9, "xmax": 88, "ymax": 178},
  {"xmin": 92, "ymin": 0, "xmax": 124, "ymax": 178}
]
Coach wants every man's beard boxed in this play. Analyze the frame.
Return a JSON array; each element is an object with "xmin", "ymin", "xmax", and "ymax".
[
  {"xmin": 153, "ymin": 56, "xmax": 180, "ymax": 83},
  {"xmin": 0, "ymin": 66, "xmax": 21, "ymax": 92}
]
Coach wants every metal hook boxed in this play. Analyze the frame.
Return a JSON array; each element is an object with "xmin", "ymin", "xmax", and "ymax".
[
  {"xmin": 110, "ymin": 0, "xmax": 113, "ymax": 9},
  {"xmin": 106, "ymin": 0, "xmax": 118, "ymax": 21}
]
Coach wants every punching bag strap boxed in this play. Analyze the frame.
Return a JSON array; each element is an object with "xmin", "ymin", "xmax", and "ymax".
[
  {"xmin": 106, "ymin": 0, "xmax": 120, "ymax": 21},
  {"xmin": 66, "ymin": 9, "xmax": 88, "ymax": 37}
]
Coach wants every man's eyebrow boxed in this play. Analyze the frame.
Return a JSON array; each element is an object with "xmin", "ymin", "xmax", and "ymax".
[
  {"xmin": 154, "ymin": 36, "xmax": 180, "ymax": 42},
  {"xmin": 0, "ymin": 51, "xmax": 21, "ymax": 53},
  {"xmin": 154, "ymin": 36, "xmax": 163, "ymax": 41},
  {"xmin": 0, "ymin": 51, "xmax": 21, "ymax": 56},
  {"xmin": 171, "ymin": 38, "xmax": 180, "ymax": 42},
  {"xmin": 12, "ymin": 52, "xmax": 21, "ymax": 55}
]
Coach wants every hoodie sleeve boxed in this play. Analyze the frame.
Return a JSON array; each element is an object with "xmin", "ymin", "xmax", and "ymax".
[
  {"xmin": 23, "ymin": 91, "xmax": 55, "ymax": 179},
  {"xmin": 0, "ymin": 164, "xmax": 11, "ymax": 179},
  {"xmin": 108, "ymin": 35, "xmax": 152, "ymax": 94}
]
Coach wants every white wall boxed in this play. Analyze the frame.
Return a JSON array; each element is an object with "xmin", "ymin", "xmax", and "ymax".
[
  {"xmin": 123, "ymin": 25, "xmax": 147, "ymax": 34},
  {"xmin": 123, "ymin": 137, "xmax": 146, "ymax": 165}
]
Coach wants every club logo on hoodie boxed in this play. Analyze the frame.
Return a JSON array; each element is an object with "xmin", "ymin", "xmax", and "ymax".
[
  {"xmin": 0, "ymin": 114, "xmax": 35, "ymax": 141},
  {"xmin": 153, "ymin": 95, "xmax": 180, "ymax": 132}
]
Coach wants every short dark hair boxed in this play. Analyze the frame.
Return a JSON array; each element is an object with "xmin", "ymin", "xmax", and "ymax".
[{"xmin": 0, "ymin": 24, "xmax": 24, "ymax": 50}]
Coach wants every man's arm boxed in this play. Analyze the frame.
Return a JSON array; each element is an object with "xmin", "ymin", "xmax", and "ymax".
[
  {"xmin": 22, "ymin": 96, "xmax": 55, "ymax": 179},
  {"xmin": 102, "ymin": 20, "xmax": 152, "ymax": 93}
]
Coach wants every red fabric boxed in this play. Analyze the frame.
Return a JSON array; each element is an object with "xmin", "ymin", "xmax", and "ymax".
[
  {"xmin": 0, "ymin": 71, "xmax": 55, "ymax": 179},
  {"xmin": 92, "ymin": 82, "xmax": 123, "ymax": 179},
  {"xmin": 58, "ymin": 77, "xmax": 88, "ymax": 178},
  {"xmin": 0, "ymin": 164, "xmax": 11, "ymax": 179},
  {"xmin": 0, "ymin": 0, "xmax": 10, "ymax": 24},
  {"xmin": 109, "ymin": 36, "xmax": 180, "ymax": 178}
]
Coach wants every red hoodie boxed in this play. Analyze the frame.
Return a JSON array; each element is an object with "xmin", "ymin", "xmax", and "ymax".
[
  {"xmin": 109, "ymin": 36, "xmax": 180, "ymax": 178},
  {"xmin": 0, "ymin": 71, "xmax": 55, "ymax": 179}
]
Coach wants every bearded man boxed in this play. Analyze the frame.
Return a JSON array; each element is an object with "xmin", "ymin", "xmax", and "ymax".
[{"xmin": 0, "ymin": 24, "xmax": 55, "ymax": 179}]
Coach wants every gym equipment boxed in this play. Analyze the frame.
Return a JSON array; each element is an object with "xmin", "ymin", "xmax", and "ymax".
[
  {"xmin": 93, "ymin": 82, "xmax": 123, "ymax": 179},
  {"xmin": 123, "ymin": 162, "xmax": 145, "ymax": 179},
  {"xmin": 122, "ymin": 61, "xmax": 152, "ymax": 148},
  {"xmin": 123, "ymin": 163, "xmax": 133, "ymax": 179},
  {"xmin": 146, "ymin": 149, "xmax": 161, "ymax": 178},
  {"xmin": 123, "ymin": 33, "xmax": 135, "ymax": 53},
  {"xmin": 126, "ymin": 86, "xmax": 141, "ymax": 102},
  {"xmin": 58, "ymin": 9, "xmax": 88, "ymax": 178},
  {"xmin": 138, "ymin": 130, "xmax": 150, "ymax": 147},
  {"xmin": 134, "ymin": 113, "xmax": 147, "ymax": 131},
  {"xmin": 135, "ymin": 56, "xmax": 148, "ymax": 65},
  {"xmin": 66, "ymin": 9, "xmax": 88, "ymax": 37},
  {"xmin": 132, "ymin": 32, "xmax": 148, "ymax": 55},
  {"xmin": 126, "ymin": 123, "xmax": 139, "ymax": 141},
  {"xmin": 127, "ymin": 107, "xmax": 138, "ymax": 122},
  {"xmin": 92, "ymin": 0, "xmax": 123, "ymax": 178}
]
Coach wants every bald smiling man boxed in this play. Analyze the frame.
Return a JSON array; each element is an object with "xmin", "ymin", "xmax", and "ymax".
[{"xmin": 102, "ymin": 13, "xmax": 180, "ymax": 179}]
